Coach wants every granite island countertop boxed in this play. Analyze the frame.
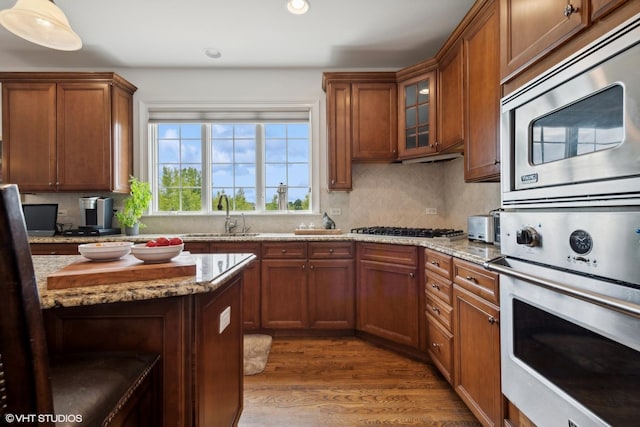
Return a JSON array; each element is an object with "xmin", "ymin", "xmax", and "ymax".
[
  {"xmin": 34, "ymin": 252, "xmax": 256, "ymax": 309},
  {"xmin": 30, "ymin": 233, "xmax": 502, "ymax": 265}
]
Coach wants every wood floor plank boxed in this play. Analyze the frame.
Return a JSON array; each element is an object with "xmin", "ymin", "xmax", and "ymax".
[{"xmin": 239, "ymin": 337, "xmax": 481, "ymax": 426}]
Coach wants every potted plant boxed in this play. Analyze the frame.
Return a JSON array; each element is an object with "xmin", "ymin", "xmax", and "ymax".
[{"xmin": 115, "ymin": 176, "xmax": 152, "ymax": 235}]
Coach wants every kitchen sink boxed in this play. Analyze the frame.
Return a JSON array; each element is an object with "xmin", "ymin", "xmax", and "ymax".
[{"xmin": 180, "ymin": 232, "xmax": 259, "ymax": 237}]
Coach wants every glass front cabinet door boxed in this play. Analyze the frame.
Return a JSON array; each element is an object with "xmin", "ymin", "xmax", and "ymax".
[{"xmin": 397, "ymin": 72, "xmax": 437, "ymax": 159}]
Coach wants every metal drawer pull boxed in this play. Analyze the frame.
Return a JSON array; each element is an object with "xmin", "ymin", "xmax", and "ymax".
[
  {"xmin": 465, "ymin": 275, "xmax": 477, "ymax": 283},
  {"xmin": 431, "ymin": 283, "xmax": 440, "ymax": 290},
  {"xmin": 281, "ymin": 249, "xmax": 287, "ymax": 253},
  {"xmin": 431, "ymin": 342, "xmax": 441, "ymax": 350},
  {"xmin": 431, "ymin": 306, "xmax": 440, "ymax": 315},
  {"xmin": 488, "ymin": 316, "xmax": 498, "ymax": 325},
  {"xmin": 563, "ymin": 3, "xmax": 577, "ymax": 17},
  {"xmin": 329, "ymin": 248, "xmax": 334, "ymax": 254}
]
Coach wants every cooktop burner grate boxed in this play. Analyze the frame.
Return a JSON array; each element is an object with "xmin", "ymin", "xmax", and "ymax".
[{"xmin": 350, "ymin": 226, "xmax": 465, "ymax": 240}]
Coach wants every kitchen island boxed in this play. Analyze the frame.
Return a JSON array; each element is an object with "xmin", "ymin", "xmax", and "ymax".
[{"xmin": 34, "ymin": 252, "xmax": 256, "ymax": 427}]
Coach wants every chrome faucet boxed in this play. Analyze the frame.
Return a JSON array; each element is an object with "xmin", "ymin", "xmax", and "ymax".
[{"xmin": 217, "ymin": 193, "xmax": 237, "ymax": 234}]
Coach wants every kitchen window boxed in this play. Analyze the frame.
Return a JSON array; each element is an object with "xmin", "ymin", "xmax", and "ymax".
[{"xmin": 146, "ymin": 105, "xmax": 313, "ymax": 214}]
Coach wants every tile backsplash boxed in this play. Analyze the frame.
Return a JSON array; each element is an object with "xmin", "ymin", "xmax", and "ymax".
[{"xmin": 21, "ymin": 157, "xmax": 500, "ymax": 234}]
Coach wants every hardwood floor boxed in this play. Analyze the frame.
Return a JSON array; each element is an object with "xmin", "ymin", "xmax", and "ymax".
[{"xmin": 238, "ymin": 337, "xmax": 481, "ymax": 426}]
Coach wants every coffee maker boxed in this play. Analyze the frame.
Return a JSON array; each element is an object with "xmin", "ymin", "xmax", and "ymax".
[{"xmin": 65, "ymin": 197, "xmax": 121, "ymax": 236}]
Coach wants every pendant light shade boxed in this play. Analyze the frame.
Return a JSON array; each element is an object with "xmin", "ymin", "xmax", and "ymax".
[{"xmin": 0, "ymin": 0, "xmax": 82, "ymax": 51}]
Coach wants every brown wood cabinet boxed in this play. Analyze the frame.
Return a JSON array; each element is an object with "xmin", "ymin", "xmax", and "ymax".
[
  {"xmin": 43, "ymin": 273, "xmax": 244, "ymax": 427},
  {"xmin": 261, "ymin": 241, "xmax": 354, "ymax": 330},
  {"xmin": 0, "ymin": 72, "xmax": 136, "ymax": 193},
  {"xmin": 500, "ymin": 0, "xmax": 637, "ymax": 91},
  {"xmin": 424, "ymin": 248, "xmax": 454, "ymax": 384},
  {"xmin": 463, "ymin": 0, "xmax": 500, "ymax": 182},
  {"xmin": 437, "ymin": 42, "xmax": 465, "ymax": 155},
  {"xmin": 499, "ymin": 0, "xmax": 588, "ymax": 82},
  {"xmin": 30, "ymin": 242, "xmax": 78, "ymax": 255},
  {"xmin": 323, "ymin": 72, "xmax": 398, "ymax": 190},
  {"xmin": 396, "ymin": 71, "xmax": 438, "ymax": 159},
  {"xmin": 356, "ymin": 243, "xmax": 419, "ymax": 348},
  {"xmin": 452, "ymin": 258, "xmax": 501, "ymax": 427}
]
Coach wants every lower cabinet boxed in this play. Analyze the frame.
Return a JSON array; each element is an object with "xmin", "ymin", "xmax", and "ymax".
[
  {"xmin": 261, "ymin": 241, "xmax": 354, "ymax": 330},
  {"xmin": 43, "ymin": 274, "xmax": 244, "ymax": 427},
  {"xmin": 357, "ymin": 243, "xmax": 419, "ymax": 348},
  {"xmin": 452, "ymin": 258, "xmax": 502, "ymax": 427}
]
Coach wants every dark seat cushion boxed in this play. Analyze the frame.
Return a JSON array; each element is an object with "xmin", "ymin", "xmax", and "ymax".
[{"xmin": 49, "ymin": 352, "xmax": 159, "ymax": 427}]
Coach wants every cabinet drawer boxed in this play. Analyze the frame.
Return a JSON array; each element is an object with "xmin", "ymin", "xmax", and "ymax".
[
  {"xmin": 453, "ymin": 258, "xmax": 499, "ymax": 305},
  {"xmin": 308, "ymin": 241, "xmax": 354, "ymax": 259},
  {"xmin": 424, "ymin": 249, "xmax": 452, "ymax": 279},
  {"xmin": 262, "ymin": 242, "xmax": 307, "ymax": 259},
  {"xmin": 426, "ymin": 318, "xmax": 453, "ymax": 384},
  {"xmin": 425, "ymin": 272, "xmax": 452, "ymax": 305},
  {"xmin": 426, "ymin": 295, "xmax": 452, "ymax": 331},
  {"xmin": 358, "ymin": 243, "xmax": 417, "ymax": 266},
  {"xmin": 30, "ymin": 243, "xmax": 78, "ymax": 255}
]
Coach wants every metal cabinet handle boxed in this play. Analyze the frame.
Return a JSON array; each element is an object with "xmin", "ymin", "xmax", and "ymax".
[
  {"xmin": 431, "ymin": 306, "xmax": 440, "ymax": 315},
  {"xmin": 488, "ymin": 316, "xmax": 498, "ymax": 325},
  {"xmin": 465, "ymin": 275, "xmax": 477, "ymax": 283},
  {"xmin": 563, "ymin": 3, "xmax": 577, "ymax": 17},
  {"xmin": 329, "ymin": 248, "xmax": 334, "ymax": 254},
  {"xmin": 281, "ymin": 249, "xmax": 287, "ymax": 254},
  {"xmin": 431, "ymin": 283, "xmax": 440, "ymax": 291},
  {"xmin": 309, "ymin": 264, "xmax": 314, "ymax": 270},
  {"xmin": 409, "ymin": 272, "xmax": 415, "ymax": 278},
  {"xmin": 302, "ymin": 264, "xmax": 306, "ymax": 270},
  {"xmin": 430, "ymin": 260, "xmax": 440, "ymax": 267},
  {"xmin": 431, "ymin": 342, "xmax": 441, "ymax": 350}
]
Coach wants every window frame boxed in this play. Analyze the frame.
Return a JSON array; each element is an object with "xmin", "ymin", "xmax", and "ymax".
[{"xmin": 139, "ymin": 101, "xmax": 321, "ymax": 217}]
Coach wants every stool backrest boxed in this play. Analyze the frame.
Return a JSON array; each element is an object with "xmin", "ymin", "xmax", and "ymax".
[{"xmin": 0, "ymin": 184, "xmax": 55, "ymax": 422}]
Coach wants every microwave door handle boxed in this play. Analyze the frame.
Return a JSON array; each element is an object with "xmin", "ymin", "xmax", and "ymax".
[{"xmin": 484, "ymin": 258, "xmax": 640, "ymax": 318}]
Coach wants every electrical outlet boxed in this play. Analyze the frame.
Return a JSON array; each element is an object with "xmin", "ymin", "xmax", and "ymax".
[
  {"xmin": 219, "ymin": 306, "xmax": 231, "ymax": 334},
  {"xmin": 425, "ymin": 208, "xmax": 438, "ymax": 215},
  {"xmin": 329, "ymin": 208, "xmax": 342, "ymax": 216}
]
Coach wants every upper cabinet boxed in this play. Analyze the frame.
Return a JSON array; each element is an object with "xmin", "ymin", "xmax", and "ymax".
[
  {"xmin": 500, "ymin": 0, "xmax": 588, "ymax": 81},
  {"xmin": 323, "ymin": 72, "xmax": 397, "ymax": 191},
  {"xmin": 500, "ymin": 0, "xmax": 637, "ymax": 91},
  {"xmin": 397, "ymin": 70, "xmax": 438, "ymax": 159},
  {"xmin": 437, "ymin": 42, "xmax": 465, "ymax": 155},
  {"xmin": 0, "ymin": 72, "xmax": 136, "ymax": 193},
  {"xmin": 463, "ymin": 0, "xmax": 501, "ymax": 181}
]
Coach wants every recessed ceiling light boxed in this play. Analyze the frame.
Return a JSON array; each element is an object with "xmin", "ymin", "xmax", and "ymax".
[
  {"xmin": 287, "ymin": 0, "xmax": 309, "ymax": 15},
  {"xmin": 204, "ymin": 48, "xmax": 222, "ymax": 59}
]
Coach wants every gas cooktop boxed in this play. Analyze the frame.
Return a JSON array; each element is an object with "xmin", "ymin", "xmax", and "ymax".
[{"xmin": 350, "ymin": 226, "xmax": 466, "ymax": 240}]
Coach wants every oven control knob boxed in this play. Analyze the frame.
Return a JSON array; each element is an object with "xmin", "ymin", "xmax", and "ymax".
[{"xmin": 516, "ymin": 227, "xmax": 540, "ymax": 247}]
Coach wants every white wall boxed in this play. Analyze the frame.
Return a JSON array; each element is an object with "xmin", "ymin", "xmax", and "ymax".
[{"xmin": 14, "ymin": 67, "xmax": 500, "ymax": 233}]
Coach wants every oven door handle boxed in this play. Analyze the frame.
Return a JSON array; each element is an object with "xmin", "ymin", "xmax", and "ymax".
[{"xmin": 484, "ymin": 257, "xmax": 640, "ymax": 318}]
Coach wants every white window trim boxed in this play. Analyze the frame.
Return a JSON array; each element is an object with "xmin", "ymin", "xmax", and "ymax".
[{"xmin": 137, "ymin": 100, "xmax": 321, "ymax": 216}]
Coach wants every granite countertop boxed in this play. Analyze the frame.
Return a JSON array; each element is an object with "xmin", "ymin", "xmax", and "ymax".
[
  {"xmin": 34, "ymin": 252, "xmax": 256, "ymax": 309},
  {"xmin": 30, "ymin": 232, "xmax": 503, "ymax": 265}
]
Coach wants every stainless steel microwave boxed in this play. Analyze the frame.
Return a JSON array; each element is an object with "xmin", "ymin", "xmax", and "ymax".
[{"xmin": 500, "ymin": 13, "xmax": 640, "ymax": 208}]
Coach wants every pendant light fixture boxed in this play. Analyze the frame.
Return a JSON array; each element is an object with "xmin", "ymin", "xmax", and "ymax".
[
  {"xmin": 287, "ymin": 0, "xmax": 310, "ymax": 15},
  {"xmin": 0, "ymin": 0, "xmax": 82, "ymax": 51}
]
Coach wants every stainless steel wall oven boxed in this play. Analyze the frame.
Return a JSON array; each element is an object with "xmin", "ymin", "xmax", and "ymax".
[{"xmin": 488, "ymin": 11, "xmax": 640, "ymax": 427}]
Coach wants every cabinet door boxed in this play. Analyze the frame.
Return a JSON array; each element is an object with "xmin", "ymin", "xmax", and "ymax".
[
  {"xmin": 453, "ymin": 285, "xmax": 501, "ymax": 427},
  {"xmin": 437, "ymin": 41, "xmax": 465, "ymax": 153},
  {"xmin": 1, "ymin": 82, "xmax": 57, "ymax": 190},
  {"xmin": 261, "ymin": 259, "xmax": 308, "ymax": 328},
  {"xmin": 591, "ymin": 0, "xmax": 628, "ymax": 20},
  {"xmin": 194, "ymin": 277, "xmax": 243, "ymax": 427},
  {"xmin": 308, "ymin": 259, "xmax": 355, "ymax": 329},
  {"xmin": 397, "ymin": 72, "xmax": 437, "ymax": 159},
  {"xmin": 351, "ymin": 82, "xmax": 397, "ymax": 161},
  {"xmin": 357, "ymin": 260, "xmax": 419, "ymax": 347},
  {"xmin": 57, "ymin": 82, "xmax": 113, "ymax": 191},
  {"xmin": 500, "ymin": 0, "xmax": 587, "ymax": 80},
  {"xmin": 326, "ymin": 82, "xmax": 352, "ymax": 190},
  {"xmin": 465, "ymin": 0, "xmax": 501, "ymax": 182}
]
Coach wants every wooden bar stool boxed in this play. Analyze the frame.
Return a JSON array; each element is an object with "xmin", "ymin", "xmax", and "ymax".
[{"xmin": 0, "ymin": 184, "xmax": 160, "ymax": 427}]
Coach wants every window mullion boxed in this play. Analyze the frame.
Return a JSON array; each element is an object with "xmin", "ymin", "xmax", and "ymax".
[
  {"xmin": 256, "ymin": 124, "xmax": 265, "ymax": 211},
  {"xmin": 203, "ymin": 124, "xmax": 212, "ymax": 212}
]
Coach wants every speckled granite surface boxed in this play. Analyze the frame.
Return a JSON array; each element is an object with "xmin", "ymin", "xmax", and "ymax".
[
  {"xmin": 34, "ymin": 253, "xmax": 256, "ymax": 309},
  {"xmin": 30, "ymin": 233, "xmax": 502, "ymax": 265}
]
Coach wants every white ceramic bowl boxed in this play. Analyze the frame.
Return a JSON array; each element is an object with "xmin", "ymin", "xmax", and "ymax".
[
  {"xmin": 130, "ymin": 243, "xmax": 184, "ymax": 263},
  {"xmin": 78, "ymin": 241, "xmax": 134, "ymax": 261}
]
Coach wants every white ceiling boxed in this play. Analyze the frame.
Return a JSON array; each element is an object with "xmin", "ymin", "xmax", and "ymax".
[{"xmin": 0, "ymin": 0, "xmax": 475, "ymax": 70}]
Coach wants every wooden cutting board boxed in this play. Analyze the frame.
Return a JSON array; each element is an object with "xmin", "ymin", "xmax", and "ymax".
[
  {"xmin": 293, "ymin": 229, "xmax": 343, "ymax": 235},
  {"xmin": 47, "ymin": 254, "xmax": 196, "ymax": 290}
]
